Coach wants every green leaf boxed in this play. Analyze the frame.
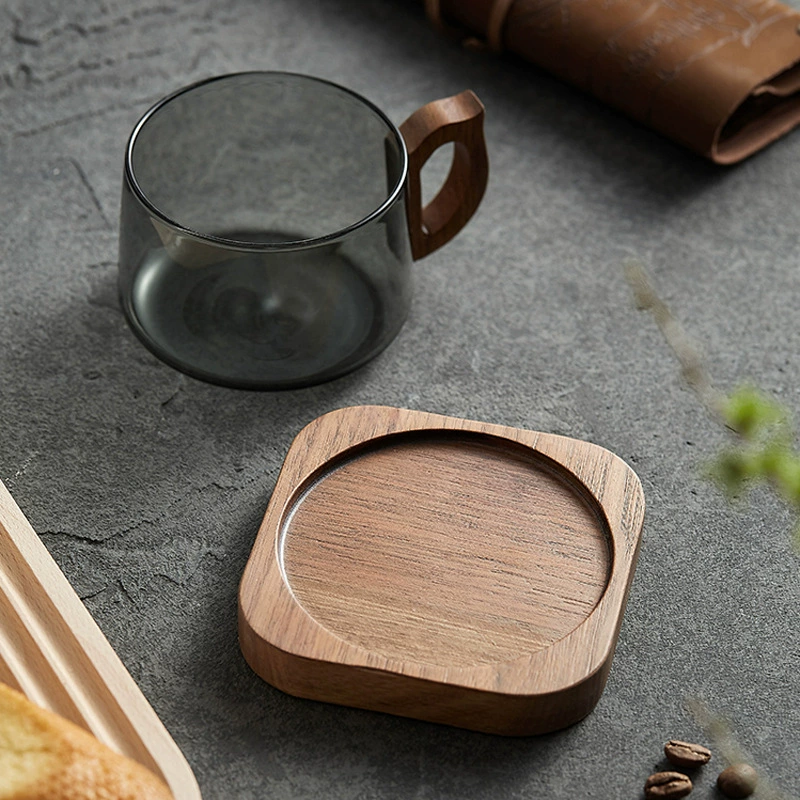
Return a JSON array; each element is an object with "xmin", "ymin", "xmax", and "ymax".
[
  {"xmin": 721, "ymin": 386, "xmax": 788, "ymax": 439},
  {"xmin": 763, "ymin": 448, "xmax": 800, "ymax": 504},
  {"xmin": 708, "ymin": 450, "xmax": 757, "ymax": 497}
]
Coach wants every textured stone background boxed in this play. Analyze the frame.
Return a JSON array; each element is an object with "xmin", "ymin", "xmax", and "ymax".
[{"xmin": 1, "ymin": 1, "xmax": 799, "ymax": 798}]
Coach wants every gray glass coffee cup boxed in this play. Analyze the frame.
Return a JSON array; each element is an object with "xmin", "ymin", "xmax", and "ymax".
[{"xmin": 118, "ymin": 72, "xmax": 488, "ymax": 389}]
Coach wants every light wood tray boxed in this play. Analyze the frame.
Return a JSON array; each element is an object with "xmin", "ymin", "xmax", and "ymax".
[
  {"xmin": 0, "ymin": 479, "xmax": 201, "ymax": 799},
  {"xmin": 239, "ymin": 406, "xmax": 645, "ymax": 736}
]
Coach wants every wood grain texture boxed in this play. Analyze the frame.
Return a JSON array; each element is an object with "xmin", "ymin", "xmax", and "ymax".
[
  {"xmin": 239, "ymin": 406, "xmax": 645, "ymax": 736},
  {"xmin": 283, "ymin": 435, "xmax": 610, "ymax": 667},
  {"xmin": 0, "ymin": 480, "xmax": 201, "ymax": 800},
  {"xmin": 399, "ymin": 90, "xmax": 488, "ymax": 259}
]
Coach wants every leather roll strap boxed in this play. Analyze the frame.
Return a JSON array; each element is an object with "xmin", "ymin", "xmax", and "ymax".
[{"xmin": 426, "ymin": 0, "xmax": 516, "ymax": 52}]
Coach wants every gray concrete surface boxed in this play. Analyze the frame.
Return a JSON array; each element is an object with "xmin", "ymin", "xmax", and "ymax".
[{"xmin": 1, "ymin": 0, "xmax": 799, "ymax": 797}]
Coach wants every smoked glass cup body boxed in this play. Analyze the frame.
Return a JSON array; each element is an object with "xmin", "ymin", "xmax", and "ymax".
[{"xmin": 119, "ymin": 72, "xmax": 487, "ymax": 389}]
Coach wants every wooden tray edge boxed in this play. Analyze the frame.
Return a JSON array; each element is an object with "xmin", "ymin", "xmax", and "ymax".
[{"xmin": 0, "ymin": 479, "xmax": 202, "ymax": 800}]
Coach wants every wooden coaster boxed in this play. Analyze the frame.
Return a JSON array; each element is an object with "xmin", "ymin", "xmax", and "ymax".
[{"xmin": 239, "ymin": 406, "xmax": 645, "ymax": 735}]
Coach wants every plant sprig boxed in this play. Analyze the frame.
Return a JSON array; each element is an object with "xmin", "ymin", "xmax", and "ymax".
[
  {"xmin": 624, "ymin": 259, "xmax": 800, "ymax": 552},
  {"xmin": 710, "ymin": 386, "xmax": 800, "ymax": 551}
]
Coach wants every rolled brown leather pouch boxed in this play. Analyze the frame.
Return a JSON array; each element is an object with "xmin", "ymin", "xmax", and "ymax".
[{"xmin": 425, "ymin": 0, "xmax": 800, "ymax": 163}]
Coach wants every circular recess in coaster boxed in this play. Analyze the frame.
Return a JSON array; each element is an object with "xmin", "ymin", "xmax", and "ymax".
[{"xmin": 279, "ymin": 432, "xmax": 611, "ymax": 668}]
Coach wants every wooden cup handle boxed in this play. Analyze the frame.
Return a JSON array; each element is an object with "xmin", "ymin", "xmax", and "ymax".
[{"xmin": 399, "ymin": 90, "xmax": 488, "ymax": 260}]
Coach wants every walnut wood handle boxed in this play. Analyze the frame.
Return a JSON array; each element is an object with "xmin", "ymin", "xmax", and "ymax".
[{"xmin": 399, "ymin": 90, "xmax": 488, "ymax": 260}]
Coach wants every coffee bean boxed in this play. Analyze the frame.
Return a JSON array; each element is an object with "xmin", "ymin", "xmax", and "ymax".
[
  {"xmin": 664, "ymin": 739, "xmax": 712, "ymax": 768},
  {"xmin": 717, "ymin": 764, "xmax": 758, "ymax": 798},
  {"xmin": 644, "ymin": 771, "xmax": 693, "ymax": 799}
]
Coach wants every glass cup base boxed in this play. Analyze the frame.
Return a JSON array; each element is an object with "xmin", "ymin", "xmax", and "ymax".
[{"xmin": 123, "ymin": 239, "xmax": 390, "ymax": 390}]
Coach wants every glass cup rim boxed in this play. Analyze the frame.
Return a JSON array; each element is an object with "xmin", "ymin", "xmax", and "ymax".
[{"xmin": 124, "ymin": 70, "xmax": 410, "ymax": 252}]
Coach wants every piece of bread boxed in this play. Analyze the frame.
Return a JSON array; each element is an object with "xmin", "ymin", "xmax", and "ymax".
[{"xmin": 0, "ymin": 682, "xmax": 173, "ymax": 800}]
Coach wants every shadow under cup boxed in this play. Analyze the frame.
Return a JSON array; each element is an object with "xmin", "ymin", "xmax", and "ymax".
[{"xmin": 118, "ymin": 73, "xmax": 412, "ymax": 390}]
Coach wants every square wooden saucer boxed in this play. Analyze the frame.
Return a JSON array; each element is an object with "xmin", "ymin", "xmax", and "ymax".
[{"xmin": 238, "ymin": 406, "xmax": 645, "ymax": 735}]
